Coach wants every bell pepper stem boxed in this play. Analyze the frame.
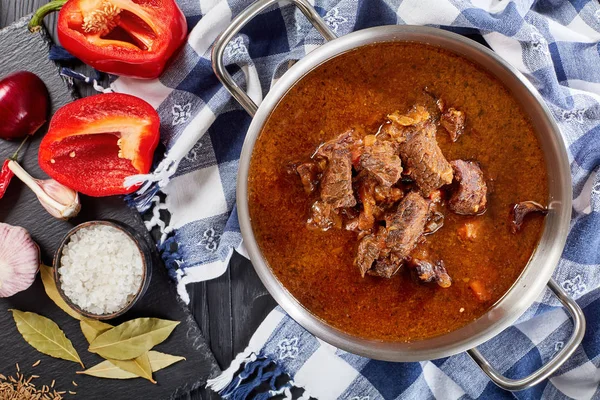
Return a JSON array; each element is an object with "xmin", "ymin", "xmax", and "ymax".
[
  {"xmin": 29, "ymin": 0, "xmax": 68, "ymax": 33},
  {"xmin": 9, "ymin": 136, "xmax": 29, "ymax": 161},
  {"xmin": 7, "ymin": 160, "xmax": 66, "ymax": 212}
]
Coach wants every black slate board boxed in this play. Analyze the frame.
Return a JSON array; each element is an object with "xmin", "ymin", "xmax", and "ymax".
[{"xmin": 0, "ymin": 16, "xmax": 220, "ymax": 399}]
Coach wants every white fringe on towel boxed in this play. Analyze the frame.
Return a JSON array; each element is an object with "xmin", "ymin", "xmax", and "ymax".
[
  {"xmin": 206, "ymin": 346, "xmax": 256, "ymax": 393},
  {"xmin": 122, "ymin": 62, "xmax": 263, "ymax": 194}
]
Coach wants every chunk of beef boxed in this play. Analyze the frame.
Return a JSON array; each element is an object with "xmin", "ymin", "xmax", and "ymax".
[
  {"xmin": 398, "ymin": 123, "xmax": 453, "ymax": 196},
  {"xmin": 385, "ymin": 192, "xmax": 430, "ymax": 258},
  {"xmin": 312, "ymin": 130, "xmax": 359, "ymax": 209},
  {"xmin": 307, "ymin": 200, "xmax": 341, "ymax": 231},
  {"xmin": 320, "ymin": 148, "xmax": 356, "ymax": 208},
  {"xmin": 420, "ymin": 88, "xmax": 444, "ymax": 123},
  {"xmin": 409, "ymin": 259, "xmax": 452, "ymax": 288},
  {"xmin": 355, "ymin": 228, "xmax": 387, "ymax": 277},
  {"xmin": 355, "ymin": 234, "xmax": 380, "ymax": 277},
  {"xmin": 448, "ymin": 160, "xmax": 487, "ymax": 215},
  {"xmin": 511, "ymin": 201, "xmax": 548, "ymax": 233},
  {"xmin": 296, "ymin": 162, "xmax": 321, "ymax": 194},
  {"xmin": 315, "ymin": 129, "xmax": 361, "ymax": 159},
  {"xmin": 360, "ymin": 140, "xmax": 403, "ymax": 187},
  {"xmin": 441, "ymin": 107, "xmax": 466, "ymax": 142},
  {"xmin": 368, "ymin": 253, "xmax": 403, "ymax": 278}
]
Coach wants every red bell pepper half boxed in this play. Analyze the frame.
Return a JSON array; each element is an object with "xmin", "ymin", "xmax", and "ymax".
[
  {"xmin": 39, "ymin": 93, "xmax": 160, "ymax": 197},
  {"xmin": 31, "ymin": 0, "xmax": 187, "ymax": 79}
]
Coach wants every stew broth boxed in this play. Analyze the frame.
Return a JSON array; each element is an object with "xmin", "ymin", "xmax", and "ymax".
[{"xmin": 248, "ymin": 42, "xmax": 548, "ymax": 341}]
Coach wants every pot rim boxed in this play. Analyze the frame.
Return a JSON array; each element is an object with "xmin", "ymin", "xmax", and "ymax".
[{"xmin": 236, "ymin": 25, "xmax": 572, "ymax": 361}]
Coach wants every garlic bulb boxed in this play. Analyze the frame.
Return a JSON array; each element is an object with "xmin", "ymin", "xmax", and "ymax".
[{"xmin": 0, "ymin": 223, "xmax": 40, "ymax": 297}]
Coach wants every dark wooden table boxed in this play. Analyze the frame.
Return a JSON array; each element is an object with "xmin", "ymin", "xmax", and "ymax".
[{"xmin": 0, "ymin": 2, "xmax": 278, "ymax": 399}]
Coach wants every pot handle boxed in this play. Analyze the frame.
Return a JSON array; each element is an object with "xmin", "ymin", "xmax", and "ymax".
[
  {"xmin": 212, "ymin": 0, "xmax": 337, "ymax": 116},
  {"xmin": 467, "ymin": 278, "xmax": 586, "ymax": 391}
]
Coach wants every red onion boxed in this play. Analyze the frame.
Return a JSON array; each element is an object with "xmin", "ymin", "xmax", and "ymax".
[{"xmin": 0, "ymin": 71, "xmax": 50, "ymax": 140}]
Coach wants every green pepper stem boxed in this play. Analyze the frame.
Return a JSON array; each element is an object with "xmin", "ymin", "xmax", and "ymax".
[
  {"xmin": 9, "ymin": 136, "xmax": 29, "ymax": 161},
  {"xmin": 29, "ymin": 0, "xmax": 68, "ymax": 33}
]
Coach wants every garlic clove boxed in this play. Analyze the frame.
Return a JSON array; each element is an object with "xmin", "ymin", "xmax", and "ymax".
[
  {"xmin": 0, "ymin": 223, "xmax": 40, "ymax": 298},
  {"xmin": 35, "ymin": 179, "xmax": 81, "ymax": 219},
  {"xmin": 7, "ymin": 160, "xmax": 81, "ymax": 220}
]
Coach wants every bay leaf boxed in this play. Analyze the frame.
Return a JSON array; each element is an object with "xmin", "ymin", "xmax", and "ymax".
[
  {"xmin": 147, "ymin": 350, "xmax": 186, "ymax": 370},
  {"xmin": 88, "ymin": 318, "xmax": 180, "ymax": 360},
  {"xmin": 76, "ymin": 360, "xmax": 138, "ymax": 380},
  {"xmin": 10, "ymin": 309, "xmax": 84, "ymax": 367},
  {"xmin": 110, "ymin": 352, "xmax": 155, "ymax": 383},
  {"xmin": 80, "ymin": 319, "xmax": 113, "ymax": 344},
  {"xmin": 40, "ymin": 264, "xmax": 81, "ymax": 320},
  {"xmin": 76, "ymin": 351, "xmax": 186, "ymax": 380}
]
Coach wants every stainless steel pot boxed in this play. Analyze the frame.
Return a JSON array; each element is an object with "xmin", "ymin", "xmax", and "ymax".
[{"xmin": 212, "ymin": 0, "xmax": 586, "ymax": 391}]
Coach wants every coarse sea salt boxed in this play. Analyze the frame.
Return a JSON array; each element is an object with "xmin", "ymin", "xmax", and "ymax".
[{"xmin": 59, "ymin": 225, "xmax": 143, "ymax": 315}]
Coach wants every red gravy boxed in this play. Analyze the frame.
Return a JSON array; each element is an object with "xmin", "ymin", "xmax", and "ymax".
[{"xmin": 248, "ymin": 42, "xmax": 548, "ymax": 341}]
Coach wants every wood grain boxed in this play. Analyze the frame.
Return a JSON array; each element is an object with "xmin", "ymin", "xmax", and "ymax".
[
  {"xmin": 1, "ymin": 0, "xmax": 58, "ymax": 37},
  {"xmin": 0, "ymin": 3, "xmax": 277, "ymax": 400}
]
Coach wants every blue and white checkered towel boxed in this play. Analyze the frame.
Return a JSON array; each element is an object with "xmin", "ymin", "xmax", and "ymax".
[{"xmin": 113, "ymin": 0, "xmax": 600, "ymax": 398}]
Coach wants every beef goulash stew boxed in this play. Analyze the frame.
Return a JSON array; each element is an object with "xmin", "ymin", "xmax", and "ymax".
[{"xmin": 248, "ymin": 42, "xmax": 549, "ymax": 342}]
